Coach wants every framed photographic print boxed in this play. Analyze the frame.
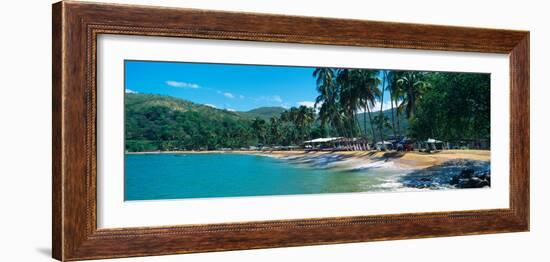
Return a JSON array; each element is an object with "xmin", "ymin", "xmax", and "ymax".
[{"xmin": 52, "ymin": 1, "xmax": 529, "ymax": 261}]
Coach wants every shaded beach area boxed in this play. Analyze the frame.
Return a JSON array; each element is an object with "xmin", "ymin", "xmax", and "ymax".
[
  {"xmin": 253, "ymin": 149, "xmax": 489, "ymax": 169},
  {"xmin": 255, "ymin": 150, "xmax": 491, "ymax": 190}
]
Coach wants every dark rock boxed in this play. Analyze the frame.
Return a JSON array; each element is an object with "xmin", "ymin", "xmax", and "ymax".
[
  {"xmin": 451, "ymin": 168, "xmax": 475, "ymax": 185},
  {"xmin": 470, "ymin": 177, "xmax": 484, "ymax": 187},
  {"xmin": 399, "ymin": 160, "xmax": 490, "ymax": 189},
  {"xmin": 458, "ymin": 178, "xmax": 474, "ymax": 188},
  {"xmin": 476, "ymin": 171, "xmax": 491, "ymax": 184},
  {"xmin": 460, "ymin": 168, "xmax": 475, "ymax": 178},
  {"xmin": 479, "ymin": 180, "xmax": 490, "ymax": 187},
  {"xmin": 450, "ymin": 176, "xmax": 459, "ymax": 185},
  {"xmin": 451, "ymin": 169, "xmax": 491, "ymax": 188}
]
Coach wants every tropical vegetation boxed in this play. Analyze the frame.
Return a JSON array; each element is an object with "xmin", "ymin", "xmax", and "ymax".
[{"xmin": 125, "ymin": 69, "xmax": 490, "ymax": 152}]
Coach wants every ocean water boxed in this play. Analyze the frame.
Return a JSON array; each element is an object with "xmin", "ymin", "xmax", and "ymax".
[{"xmin": 124, "ymin": 153, "xmax": 489, "ymax": 201}]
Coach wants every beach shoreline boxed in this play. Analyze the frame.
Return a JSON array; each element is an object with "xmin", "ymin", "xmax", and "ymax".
[{"xmin": 126, "ymin": 149, "xmax": 490, "ymax": 170}]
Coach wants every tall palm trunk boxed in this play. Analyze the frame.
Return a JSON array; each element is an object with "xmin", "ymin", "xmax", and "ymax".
[
  {"xmin": 389, "ymin": 92, "xmax": 398, "ymax": 140},
  {"xmin": 349, "ymin": 111, "xmax": 356, "ymax": 137},
  {"xmin": 346, "ymin": 114, "xmax": 353, "ymax": 151},
  {"xmin": 366, "ymin": 104, "xmax": 377, "ymax": 145},
  {"xmin": 407, "ymin": 82, "xmax": 415, "ymax": 119},
  {"xmin": 362, "ymin": 108, "xmax": 369, "ymax": 151},
  {"xmin": 396, "ymin": 109, "xmax": 401, "ymax": 138},
  {"xmin": 353, "ymin": 112, "xmax": 362, "ymax": 151},
  {"xmin": 353, "ymin": 112, "xmax": 361, "ymax": 137},
  {"xmin": 349, "ymin": 112, "xmax": 359, "ymax": 150},
  {"xmin": 363, "ymin": 109, "xmax": 368, "ymax": 137},
  {"xmin": 378, "ymin": 72, "xmax": 386, "ymax": 147}
]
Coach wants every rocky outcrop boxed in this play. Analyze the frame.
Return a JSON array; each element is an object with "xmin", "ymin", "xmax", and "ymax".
[
  {"xmin": 450, "ymin": 168, "xmax": 490, "ymax": 188},
  {"xmin": 398, "ymin": 159, "xmax": 490, "ymax": 189}
]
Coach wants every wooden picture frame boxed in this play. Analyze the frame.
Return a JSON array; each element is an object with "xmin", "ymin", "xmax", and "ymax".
[{"xmin": 52, "ymin": 1, "xmax": 529, "ymax": 261}]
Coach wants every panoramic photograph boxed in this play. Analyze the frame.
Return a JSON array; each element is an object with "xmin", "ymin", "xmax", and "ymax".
[{"xmin": 124, "ymin": 60, "xmax": 491, "ymax": 201}]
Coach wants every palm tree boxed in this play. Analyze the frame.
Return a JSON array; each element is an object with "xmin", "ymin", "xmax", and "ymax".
[
  {"xmin": 251, "ymin": 118, "xmax": 267, "ymax": 145},
  {"xmin": 268, "ymin": 117, "xmax": 281, "ymax": 145},
  {"xmin": 386, "ymin": 71, "xmax": 399, "ymax": 140},
  {"xmin": 295, "ymin": 105, "xmax": 315, "ymax": 141},
  {"xmin": 396, "ymin": 71, "xmax": 430, "ymax": 120},
  {"xmin": 378, "ymin": 70, "xmax": 389, "ymax": 143},
  {"xmin": 354, "ymin": 69, "xmax": 381, "ymax": 143},
  {"xmin": 279, "ymin": 109, "xmax": 291, "ymax": 123},
  {"xmin": 337, "ymin": 69, "xmax": 361, "ymax": 138},
  {"xmin": 373, "ymin": 114, "xmax": 392, "ymax": 150},
  {"xmin": 288, "ymin": 107, "xmax": 299, "ymax": 122},
  {"xmin": 389, "ymin": 72, "xmax": 406, "ymax": 138},
  {"xmin": 313, "ymin": 68, "xmax": 341, "ymax": 136},
  {"xmin": 373, "ymin": 114, "xmax": 392, "ymax": 132}
]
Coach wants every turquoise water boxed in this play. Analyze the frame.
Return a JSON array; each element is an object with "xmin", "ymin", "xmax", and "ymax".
[
  {"xmin": 124, "ymin": 153, "xmax": 402, "ymax": 200},
  {"xmin": 124, "ymin": 153, "xmax": 490, "ymax": 201}
]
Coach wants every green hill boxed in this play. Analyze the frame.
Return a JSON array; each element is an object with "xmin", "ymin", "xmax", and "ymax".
[
  {"xmin": 125, "ymin": 93, "xmax": 252, "ymax": 151},
  {"xmin": 238, "ymin": 107, "xmax": 287, "ymax": 120},
  {"xmin": 124, "ymin": 93, "xmax": 289, "ymax": 152},
  {"xmin": 356, "ymin": 109, "xmax": 409, "ymax": 140},
  {"xmin": 124, "ymin": 93, "xmax": 410, "ymax": 151},
  {"xmin": 125, "ymin": 93, "xmax": 244, "ymax": 121}
]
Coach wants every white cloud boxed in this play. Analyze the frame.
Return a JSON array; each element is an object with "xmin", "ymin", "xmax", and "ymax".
[
  {"xmin": 239, "ymin": 95, "xmax": 245, "ymax": 99},
  {"xmin": 374, "ymin": 100, "xmax": 394, "ymax": 111},
  {"xmin": 226, "ymin": 108, "xmax": 236, "ymax": 112},
  {"xmin": 205, "ymin": 104, "xmax": 218, "ymax": 108},
  {"xmin": 297, "ymin": 101, "xmax": 315, "ymax": 108},
  {"xmin": 125, "ymin": 89, "xmax": 138, "ymax": 94},
  {"xmin": 256, "ymin": 95, "xmax": 283, "ymax": 103},
  {"xmin": 165, "ymin": 81, "xmax": 200, "ymax": 89},
  {"xmin": 298, "ymin": 101, "xmax": 320, "ymax": 113},
  {"xmin": 224, "ymin": 92, "xmax": 235, "ymax": 99},
  {"xmin": 272, "ymin": 95, "xmax": 283, "ymax": 103}
]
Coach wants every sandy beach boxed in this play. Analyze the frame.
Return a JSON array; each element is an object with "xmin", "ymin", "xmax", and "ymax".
[
  {"xmin": 127, "ymin": 149, "xmax": 490, "ymax": 171},
  {"xmin": 253, "ymin": 150, "xmax": 489, "ymax": 170}
]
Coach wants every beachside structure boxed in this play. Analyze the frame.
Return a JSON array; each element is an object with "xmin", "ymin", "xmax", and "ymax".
[
  {"xmin": 416, "ymin": 138, "xmax": 447, "ymax": 151},
  {"xmin": 397, "ymin": 137, "xmax": 415, "ymax": 151},
  {"xmin": 303, "ymin": 137, "xmax": 342, "ymax": 151},
  {"xmin": 303, "ymin": 137, "xmax": 370, "ymax": 151},
  {"xmin": 452, "ymin": 139, "xmax": 490, "ymax": 150},
  {"xmin": 376, "ymin": 141, "xmax": 394, "ymax": 151},
  {"xmin": 415, "ymin": 138, "xmax": 490, "ymax": 151}
]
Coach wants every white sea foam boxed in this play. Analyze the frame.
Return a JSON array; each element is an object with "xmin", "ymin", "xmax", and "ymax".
[
  {"xmin": 375, "ymin": 181, "xmax": 404, "ymax": 189},
  {"xmin": 349, "ymin": 160, "xmax": 410, "ymax": 171}
]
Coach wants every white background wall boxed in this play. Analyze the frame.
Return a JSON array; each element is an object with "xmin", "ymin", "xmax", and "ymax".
[{"xmin": 0, "ymin": 0, "xmax": 546, "ymax": 261}]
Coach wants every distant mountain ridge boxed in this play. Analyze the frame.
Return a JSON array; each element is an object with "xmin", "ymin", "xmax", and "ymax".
[
  {"xmin": 356, "ymin": 109, "xmax": 409, "ymax": 138},
  {"xmin": 125, "ymin": 93, "xmax": 285, "ymax": 120},
  {"xmin": 239, "ymin": 107, "xmax": 287, "ymax": 120},
  {"xmin": 126, "ymin": 93, "xmax": 404, "ymax": 125}
]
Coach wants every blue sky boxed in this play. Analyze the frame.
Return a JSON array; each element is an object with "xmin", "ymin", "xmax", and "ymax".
[{"xmin": 125, "ymin": 60, "xmax": 392, "ymax": 112}]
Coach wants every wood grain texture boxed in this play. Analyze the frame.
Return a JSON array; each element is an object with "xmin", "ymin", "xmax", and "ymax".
[
  {"xmin": 509, "ymin": 35, "xmax": 530, "ymax": 226},
  {"xmin": 52, "ymin": 2, "xmax": 63, "ymax": 260},
  {"xmin": 52, "ymin": 1, "xmax": 530, "ymax": 261}
]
